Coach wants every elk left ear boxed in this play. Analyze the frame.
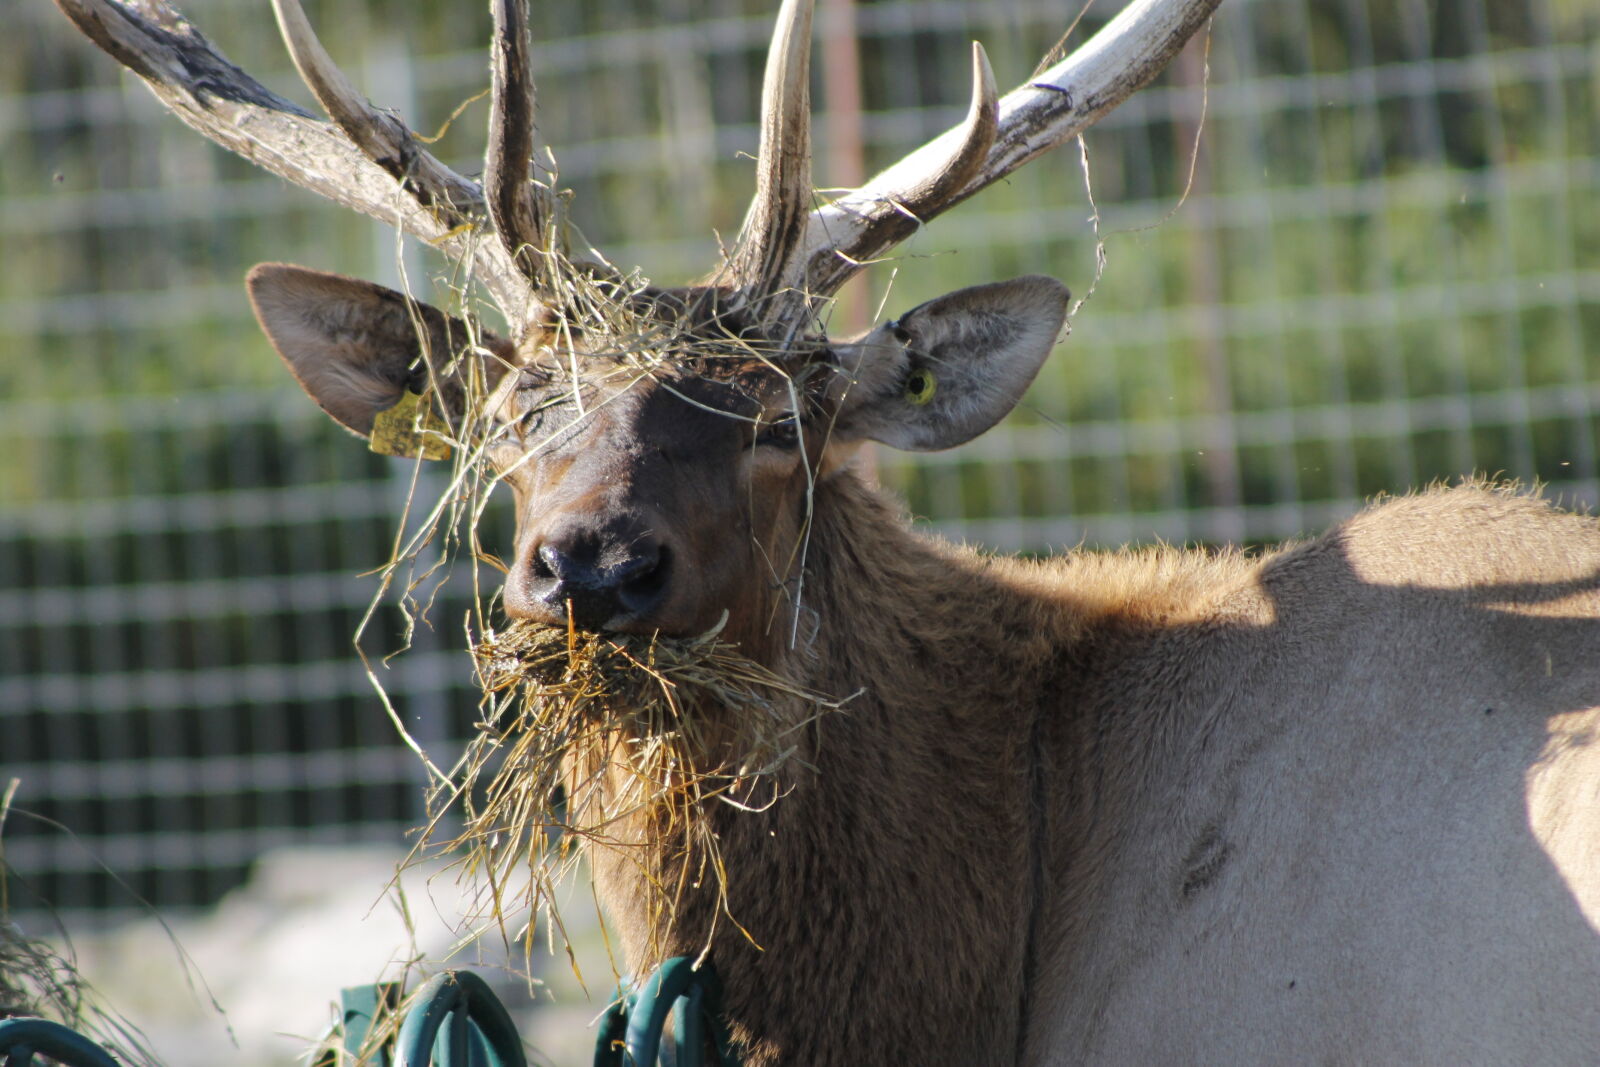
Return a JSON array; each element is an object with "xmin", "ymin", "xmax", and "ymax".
[
  {"xmin": 832, "ymin": 275, "xmax": 1069, "ymax": 451},
  {"xmin": 246, "ymin": 263, "xmax": 512, "ymax": 440}
]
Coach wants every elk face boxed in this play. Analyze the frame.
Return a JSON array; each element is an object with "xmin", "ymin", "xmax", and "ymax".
[
  {"xmin": 248, "ymin": 264, "xmax": 1070, "ymax": 647},
  {"xmin": 487, "ymin": 351, "xmax": 826, "ymax": 645}
]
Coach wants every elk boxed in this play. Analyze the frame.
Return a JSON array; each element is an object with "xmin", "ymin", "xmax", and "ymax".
[{"xmin": 56, "ymin": 0, "xmax": 1600, "ymax": 1062}]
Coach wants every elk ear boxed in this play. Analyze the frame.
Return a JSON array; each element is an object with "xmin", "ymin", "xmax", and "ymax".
[
  {"xmin": 246, "ymin": 263, "xmax": 512, "ymax": 438},
  {"xmin": 832, "ymin": 275, "xmax": 1069, "ymax": 451}
]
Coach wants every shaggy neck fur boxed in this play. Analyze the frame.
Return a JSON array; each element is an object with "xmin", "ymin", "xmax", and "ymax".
[{"xmin": 582, "ymin": 468, "xmax": 1258, "ymax": 1065}]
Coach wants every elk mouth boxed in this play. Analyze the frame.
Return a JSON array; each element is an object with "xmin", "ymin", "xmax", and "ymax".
[{"xmin": 437, "ymin": 617, "xmax": 852, "ymax": 963}]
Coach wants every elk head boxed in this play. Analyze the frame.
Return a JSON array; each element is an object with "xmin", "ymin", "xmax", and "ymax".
[
  {"xmin": 57, "ymin": 0, "xmax": 1219, "ymax": 652},
  {"xmin": 246, "ymin": 260, "xmax": 1069, "ymax": 652}
]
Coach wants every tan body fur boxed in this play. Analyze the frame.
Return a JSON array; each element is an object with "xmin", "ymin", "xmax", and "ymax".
[{"xmin": 585, "ymin": 477, "xmax": 1600, "ymax": 1065}]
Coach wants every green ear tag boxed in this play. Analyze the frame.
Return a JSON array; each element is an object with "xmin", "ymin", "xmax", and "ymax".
[
  {"xmin": 905, "ymin": 368, "xmax": 938, "ymax": 406},
  {"xmin": 369, "ymin": 391, "xmax": 452, "ymax": 461}
]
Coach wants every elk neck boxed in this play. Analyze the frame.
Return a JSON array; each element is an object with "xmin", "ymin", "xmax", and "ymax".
[{"xmin": 582, "ymin": 465, "xmax": 1103, "ymax": 1065}]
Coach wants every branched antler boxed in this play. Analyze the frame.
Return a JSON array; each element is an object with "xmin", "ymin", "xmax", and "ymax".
[
  {"xmin": 54, "ymin": 0, "xmax": 1220, "ymax": 336},
  {"xmin": 795, "ymin": 0, "xmax": 1221, "ymax": 300},
  {"xmin": 54, "ymin": 0, "xmax": 535, "ymax": 321}
]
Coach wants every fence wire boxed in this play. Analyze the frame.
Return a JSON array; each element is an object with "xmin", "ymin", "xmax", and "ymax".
[{"xmin": 1, "ymin": 0, "xmax": 1596, "ymax": 926}]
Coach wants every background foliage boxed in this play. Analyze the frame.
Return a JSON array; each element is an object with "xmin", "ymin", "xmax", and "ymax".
[{"xmin": 2, "ymin": 0, "xmax": 1596, "ymax": 928}]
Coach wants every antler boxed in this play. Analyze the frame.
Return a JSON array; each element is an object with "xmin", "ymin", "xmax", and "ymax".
[
  {"xmin": 726, "ymin": 0, "xmax": 1221, "ymax": 322},
  {"xmin": 725, "ymin": 0, "xmax": 816, "ymax": 323},
  {"xmin": 485, "ymin": 0, "xmax": 557, "ymax": 284},
  {"xmin": 53, "ymin": 0, "xmax": 541, "ymax": 322},
  {"xmin": 794, "ymin": 0, "xmax": 1222, "ymax": 300},
  {"xmin": 728, "ymin": 0, "xmax": 1000, "ymax": 327},
  {"xmin": 55, "ymin": 0, "xmax": 1218, "ymax": 333}
]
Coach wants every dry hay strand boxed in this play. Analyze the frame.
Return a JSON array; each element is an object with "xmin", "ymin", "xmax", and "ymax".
[
  {"xmin": 421, "ymin": 615, "xmax": 848, "ymax": 970},
  {"xmin": 0, "ymin": 927, "xmax": 164, "ymax": 1067},
  {"xmin": 0, "ymin": 921, "xmax": 88, "ymax": 1025}
]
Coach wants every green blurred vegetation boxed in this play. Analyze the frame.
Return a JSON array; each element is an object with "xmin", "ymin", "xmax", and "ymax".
[
  {"xmin": 3, "ymin": 0, "xmax": 1598, "ymax": 917},
  {"xmin": 3, "ymin": 0, "xmax": 1596, "ymax": 525}
]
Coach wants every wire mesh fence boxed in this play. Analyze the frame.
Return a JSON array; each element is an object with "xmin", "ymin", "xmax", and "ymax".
[{"xmin": 2, "ymin": 0, "xmax": 1596, "ymax": 930}]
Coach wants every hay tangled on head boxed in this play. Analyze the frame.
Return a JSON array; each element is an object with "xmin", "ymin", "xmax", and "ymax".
[
  {"xmin": 376, "ymin": 246, "xmax": 842, "ymax": 971},
  {"xmin": 422, "ymin": 616, "xmax": 847, "ymax": 966}
]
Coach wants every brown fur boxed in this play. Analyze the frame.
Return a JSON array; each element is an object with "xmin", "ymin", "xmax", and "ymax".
[{"xmin": 577, "ymin": 474, "xmax": 1600, "ymax": 1065}]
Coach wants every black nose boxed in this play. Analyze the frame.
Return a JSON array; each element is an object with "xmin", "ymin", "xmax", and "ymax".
[{"xmin": 513, "ymin": 533, "xmax": 670, "ymax": 631}]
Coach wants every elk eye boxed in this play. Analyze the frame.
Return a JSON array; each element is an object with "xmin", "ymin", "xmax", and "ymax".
[
  {"xmin": 514, "ymin": 393, "xmax": 562, "ymax": 437},
  {"xmin": 755, "ymin": 414, "xmax": 801, "ymax": 450},
  {"xmin": 905, "ymin": 367, "xmax": 938, "ymax": 406}
]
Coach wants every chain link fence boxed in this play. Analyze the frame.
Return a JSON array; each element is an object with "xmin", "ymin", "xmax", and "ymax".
[{"xmin": 3, "ymin": 0, "xmax": 1597, "ymax": 931}]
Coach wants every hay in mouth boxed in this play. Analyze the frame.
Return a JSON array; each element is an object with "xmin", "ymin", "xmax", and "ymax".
[
  {"xmin": 423, "ymin": 616, "xmax": 847, "ymax": 967},
  {"xmin": 384, "ymin": 250, "xmax": 844, "ymax": 969}
]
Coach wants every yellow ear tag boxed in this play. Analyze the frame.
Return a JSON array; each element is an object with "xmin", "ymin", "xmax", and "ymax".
[
  {"xmin": 905, "ymin": 368, "xmax": 938, "ymax": 406},
  {"xmin": 369, "ymin": 390, "xmax": 452, "ymax": 461}
]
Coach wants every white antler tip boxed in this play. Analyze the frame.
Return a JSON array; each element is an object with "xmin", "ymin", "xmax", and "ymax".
[{"xmin": 969, "ymin": 42, "xmax": 998, "ymax": 125}]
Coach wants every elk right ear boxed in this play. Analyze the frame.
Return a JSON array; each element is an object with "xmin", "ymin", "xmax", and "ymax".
[
  {"xmin": 832, "ymin": 275, "xmax": 1070, "ymax": 451},
  {"xmin": 246, "ymin": 263, "xmax": 512, "ymax": 438}
]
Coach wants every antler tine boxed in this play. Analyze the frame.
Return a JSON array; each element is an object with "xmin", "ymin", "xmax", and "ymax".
[
  {"xmin": 727, "ymin": 0, "xmax": 817, "ymax": 322},
  {"xmin": 270, "ymin": 0, "xmax": 472, "ymax": 227},
  {"xmin": 486, "ymin": 0, "xmax": 555, "ymax": 287},
  {"xmin": 54, "ymin": 0, "xmax": 533, "ymax": 320},
  {"xmin": 810, "ymin": 42, "xmax": 997, "ymax": 271},
  {"xmin": 270, "ymin": 0, "xmax": 535, "ymax": 313},
  {"xmin": 798, "ymin": 0, "xmax": 1222, "ymax": 299},
  {"xmin": 908, "ymin": 42, "xmax": 1001, "ymax": 219}
]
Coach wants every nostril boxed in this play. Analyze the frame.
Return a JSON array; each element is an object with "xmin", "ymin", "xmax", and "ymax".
[
  {"xmin": 609, "ymin": 543, "xmax": 660, "ymax": 583},
  {"xmin": 616, "ymin": 544, "xmax": 670, "ymax": 614},
  {"xmin": 533, "ymin": 542, "xmax": 564, "ymax": 580},
  {"xmin": 515, "ymin": 533, "xmax": 669, "ymax": 629}
]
